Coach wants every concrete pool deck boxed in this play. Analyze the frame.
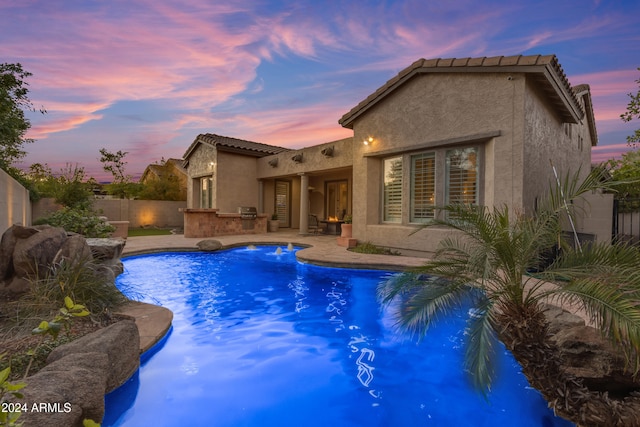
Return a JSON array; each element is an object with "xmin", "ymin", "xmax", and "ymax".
[{"xmin": 116, "ymin": 230, "xmax": 429, "ymax": 353}]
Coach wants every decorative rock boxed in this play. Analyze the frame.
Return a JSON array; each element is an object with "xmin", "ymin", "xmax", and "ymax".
[
  {"xmin": 85, "ymin": 238, "xmax": 126, "ymax": 261},
  {"xmin": 47, "ymin": 319, "xmax": 140, "ymax": 392},
  {"xmin": 0, "ymin": 225, "xmax": 21, "ymax": 280},
  {"xmin": 4, "ymin": 276, "xmax": 30, "ymax": 296},
  {"xmin": 543, "ymin": 304, "xmax": 585, "ymax": 335},
  {"xmin": 12, "ymin": 226, "xmax": 67, "ymax": 278},
  {"xmin": 16, "ymin": 352, "xmax": 109, "ymax": 427},
  {"xmin": 54, "ymin": 233, "xmax": 93, "ymax": 265},
  {"xmin": 551, "ymin": 325, "xmax": 640, "ymax": 395},
  {"xmin": 197, "ymin": 239, "xmax": 222, "ymax": 251}
]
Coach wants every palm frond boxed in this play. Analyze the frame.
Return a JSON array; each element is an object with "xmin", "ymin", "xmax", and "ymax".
[
  {"xmin": 464, "ymin": 296, "xmax": 499, "ymax": 394},
  {"xmin": 378, "ymin": 273, "xmax": 471, "ymax": 337}
]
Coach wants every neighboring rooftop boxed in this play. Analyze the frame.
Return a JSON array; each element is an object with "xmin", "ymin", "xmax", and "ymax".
[
  {"xmin": 339, "ymin": 54, "xmax": 586, "ymax": 129},
  {"xmin": 183, "ymin": 133, "xmax": 291, "ymax": 161}
]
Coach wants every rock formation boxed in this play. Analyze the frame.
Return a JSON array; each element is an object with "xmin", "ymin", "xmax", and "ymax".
[{"xmin": 0, "ymin": 224, "xmax": 125, "ymax": 297}]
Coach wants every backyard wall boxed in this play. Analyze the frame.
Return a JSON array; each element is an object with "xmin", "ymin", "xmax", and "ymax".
[
  {"xmin": 32, "ymin": 198, "xmax": 186, "ymax": 229},
  {"xmin": 0, "ymin": 168, "xmax": 31, "ymax": 235}
]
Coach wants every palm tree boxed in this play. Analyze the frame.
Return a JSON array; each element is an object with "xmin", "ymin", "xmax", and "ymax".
[{"xmin": 378, "ymin": 166, "xmax": 640, "ymax": 425}]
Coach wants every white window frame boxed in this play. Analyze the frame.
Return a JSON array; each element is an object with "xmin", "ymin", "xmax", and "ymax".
[
  {"xmin": 382, "ymin": 156, "xmax": 403, "ymax": 223},
  {"xmin": 380, "ymin": 145, "xmax": 481, "ymax": 225}
]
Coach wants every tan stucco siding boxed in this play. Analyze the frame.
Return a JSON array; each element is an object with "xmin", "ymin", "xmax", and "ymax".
[
  {"xmin": 522, "ymin": 79, "xmax": 592, "ymax": 215},
  {"xmin": 185, "ymin": 143, "xmax": 217, "ymax": 208},
  {"xmin": 215, "ymin": 151, "xmax": 259, "ymax": 212},
  {"xmin": 256, "ymin": 139, "xmax": 352, "ymax": 179},
  {"xmin": 349, "ymin": 72, "xmax": 526, "ymax": 246}
]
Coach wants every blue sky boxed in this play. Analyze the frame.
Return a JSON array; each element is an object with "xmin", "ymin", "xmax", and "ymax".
[{"xmin": 1, "ymin": 0, "xmax": 638, "ymax": 180}]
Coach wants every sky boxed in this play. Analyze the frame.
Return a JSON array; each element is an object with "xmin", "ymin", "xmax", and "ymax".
[{"xmin": 1, "ymin": 0, "xmax": 639, "ymax": 181}]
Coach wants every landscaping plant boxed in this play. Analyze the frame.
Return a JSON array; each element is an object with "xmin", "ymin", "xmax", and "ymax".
[{"xmin": 378, "ymin": 166, "xmax": 640, "ymax": 425}]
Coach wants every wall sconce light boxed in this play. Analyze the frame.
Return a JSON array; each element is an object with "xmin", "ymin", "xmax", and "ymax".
[
  {"xmin": 292, "ymin": 153, "xmax": 303, "ymax": 163},
  {"xmin": 208, "ymin": 161, "xmax": 215, "ymax": 168},
  {"xmin": 268, "ymin": 158, "xmax": 278, "ymax": 168},
  {"xmin": 321, "ymin": 146, "xmax": 334, "ymax": 157},
  {"xmin": 363, "ymin": 137, "xmax": 374, "ymax": 146}
]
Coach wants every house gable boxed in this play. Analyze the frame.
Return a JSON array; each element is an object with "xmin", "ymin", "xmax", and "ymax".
[{"xmin": 339, "ymin": 54, "xmax": 585, "ymax": 130}]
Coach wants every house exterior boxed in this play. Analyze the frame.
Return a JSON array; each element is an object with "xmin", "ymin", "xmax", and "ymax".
[
  {"xmin": 139, "ymin": 158, "xmax": 188, "ymax": 201},
  {"xmin": 182, "ymin": 54, "xmax": 610, "ymax": 252}
]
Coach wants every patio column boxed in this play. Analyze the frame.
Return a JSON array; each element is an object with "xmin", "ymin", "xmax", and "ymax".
[{"xmin": 299, "ymin": 173, "xmax": 309, "ymax": 235}]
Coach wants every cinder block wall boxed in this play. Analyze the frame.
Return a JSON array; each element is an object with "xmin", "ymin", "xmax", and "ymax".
[
  {"xmin": 0, "ymin": 168, "xmax": 31, "ymax": 235},
  {"xmin": 32, "ymin": 198, "xmax": 186, "ymax": 228}
]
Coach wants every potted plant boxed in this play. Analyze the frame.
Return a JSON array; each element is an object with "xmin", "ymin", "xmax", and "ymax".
[
  {"xmin": 341, "ymin": 215, "xmax": 352, "ymax": 238},
  {"xmin": 268, "ymin": 213, "xmax": 280, "ymax": 232}
]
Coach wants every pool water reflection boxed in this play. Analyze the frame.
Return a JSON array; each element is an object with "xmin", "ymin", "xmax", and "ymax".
[{"xmin": 104, "ymin": 246, "xmax": 573, "ymax": 427}]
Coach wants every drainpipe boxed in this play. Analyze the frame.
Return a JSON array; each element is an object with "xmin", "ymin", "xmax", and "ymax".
[{"xmin": 299, "ymin": 173, "xmax": 309, "ymax": 234}]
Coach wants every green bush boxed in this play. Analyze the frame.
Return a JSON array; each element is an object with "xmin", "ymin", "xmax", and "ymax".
[{"xmin": 35, "ymin": 207, "xmax": 115, "ymax": 237}]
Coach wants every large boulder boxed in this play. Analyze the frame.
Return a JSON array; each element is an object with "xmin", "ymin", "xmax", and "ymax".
[
  {"xmin": 12, "ymin": 226, "xmax": 67, "ymax": 279},
  {"xmin": 0, "ymin": 225, "xmax": 39, "ymax": 281},
  {"xmin": 85, "ymin": 238, "xmax": 125, "ymax": 261},
  {"xmin": 85, "ymin": 238, "xmax": 126, "ymax": 276},
  {"xmin": 54, "ymin": 233, "xmax": 93, "ymax": 265},
  {"xmin": 197, "ymin": 239, "xmax": 222, "ymax": 251},
  {"xmin": 47, "ymin": 319, "xmax": 140, "ymax": 392},
  {"xmin": 551, "ymin": 324, "xmax": 640, "ymax": 396},
  {"xmin": 16, "ymin": 352, "xmax": 109, "ymax": 427}
]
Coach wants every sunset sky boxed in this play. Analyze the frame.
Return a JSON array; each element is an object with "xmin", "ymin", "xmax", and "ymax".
[{"xmin": 1, "ymin": 0, "xmax": 639, "ymax": 181}]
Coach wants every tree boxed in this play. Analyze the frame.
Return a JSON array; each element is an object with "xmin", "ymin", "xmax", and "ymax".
[
  {"xmin": 0, "ymin": 63, "xmax": 45, "ymax": 174},
  {"xmin": 26, "ymin": 162, "xmax": 93, "ymax": 208},
  {"xmin": 378, "ymin": 166, "xmax": 640, "ymax": 424},
  {"xmin": 604, "ymin": 150, "xmax": 640, "ymax": 212},
  {"xmin": 138, "ymin": 159, "xmax": 187, "ymax": 201},
  {"xmin": 622, "ymin": 67, "xmax": 640, "ymax": 147},
  {"xmin": 98, "ymin": 148, "xmax": 140, "ymax": 199}
]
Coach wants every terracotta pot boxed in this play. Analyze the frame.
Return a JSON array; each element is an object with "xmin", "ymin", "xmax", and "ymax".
[
  {"xmin": 340, "ymin": 223, "xmax": 352, "ymax": 238},
  {"xmin": 268, "ymin": 220, "xmax": 280, "ymax": 232}
]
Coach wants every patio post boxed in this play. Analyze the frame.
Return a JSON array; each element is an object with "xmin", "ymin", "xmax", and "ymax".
[{"xmin": 299, "ymin": 173, "xmax": 309, "ymax": 234}]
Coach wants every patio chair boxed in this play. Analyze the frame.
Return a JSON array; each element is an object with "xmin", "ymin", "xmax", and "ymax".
[{"xmin": 308, "ymin": 214, "xmax": 323, "ymax": 234}]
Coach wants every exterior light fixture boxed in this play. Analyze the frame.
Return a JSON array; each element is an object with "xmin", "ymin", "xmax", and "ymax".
[{"xmin": 363, "ymin": 137, "xmax": 374, "ymax": 145}]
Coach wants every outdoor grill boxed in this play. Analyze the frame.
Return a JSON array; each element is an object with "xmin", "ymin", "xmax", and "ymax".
[{"xmin": 238, "ymin": 206, "xmax": 258, "ymax": 230}]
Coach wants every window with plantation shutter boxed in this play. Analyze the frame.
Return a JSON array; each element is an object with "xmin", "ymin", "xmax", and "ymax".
[
  {"xmin": 411, "ymin": 152, "xmax": 435, "ymax": 222},
  {"xmin": 445, "ymin": 147, "xmax": 478, "ymax": 205},
  {"xmin": 383, "ymin": 156, "xmax": 403, "ymax": 222}
]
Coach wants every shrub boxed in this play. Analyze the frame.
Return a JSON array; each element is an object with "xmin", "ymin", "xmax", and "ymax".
[
  {"xmin": 35, "ymin": 207, "xmax": 115, "ymax": 237},
  {"xmin": 27, "ymin": 257, "xmax": 127, "ymax": 316}
]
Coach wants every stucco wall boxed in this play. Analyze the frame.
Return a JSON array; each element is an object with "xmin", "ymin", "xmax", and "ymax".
[
  {"xmin": 185, "ymin": 143, "xmax": 217, "ymax": 208},
  {"xmin": 0, "ymin": 168, "xmax": 31, "ymax": 235},
  {"xmin": 215, "ymin": 151, "xmax": 260, "ymax": 213},
  {"xmin": 522, "ymin": 80, "xmax": 592, "ymax": 215},
  {"xmin": 349, "ymin": 72, "xmax": 524, "ymax": 251},
  {"xmin": 32, "ymin": 198, "xmax": 185, "ymax": 228},
  {"xmin": 256, "ymin": 139, "xmax": 352, "ymax": 178},
  {"xmin": 345, "ymin": 72, "xmax": 596, "ymax": 254}
]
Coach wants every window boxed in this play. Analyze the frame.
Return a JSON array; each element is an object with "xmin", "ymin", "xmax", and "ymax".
[
  {"xmin": 383, "ymin": 156, "xmax": 403, "ymax": 222},
  {"xmin": 200, "ymin": 177, "xmax": 213, "ymax": 208},
  {"xmin": 445, "ymin": 147, "xmax": 478, "ymax": 205},
  {"xmin": 410, "ymin": 152, "xmax": 435, "ymax": 222},
  {"xmin": 380, "ymin": 146, "xmax": 481, "ymax": 224}
]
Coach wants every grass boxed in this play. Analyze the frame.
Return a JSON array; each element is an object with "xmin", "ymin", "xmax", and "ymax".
[{"xmin": 128, "ymin": 227, "xmax": 173, "ymax": 237}]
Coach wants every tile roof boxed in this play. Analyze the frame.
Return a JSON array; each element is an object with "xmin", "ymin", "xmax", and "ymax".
[
  {"xmin": 339, "ymin": 54, "xmax": 585, "ymax": 128},
  {"xmin": 183, "ymin": 133, "xmax": 290, "ymax": 161}
]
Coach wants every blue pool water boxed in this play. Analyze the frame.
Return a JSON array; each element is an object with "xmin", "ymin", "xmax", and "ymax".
[{"xmin": 104, "ymin": 246, "xmax": 573, "ymax": 427}]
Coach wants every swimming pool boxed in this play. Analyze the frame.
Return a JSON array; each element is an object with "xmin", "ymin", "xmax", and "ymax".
[{"xmin": 104, "ymin": 246, "xmax": 573, "ymax": 426}]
